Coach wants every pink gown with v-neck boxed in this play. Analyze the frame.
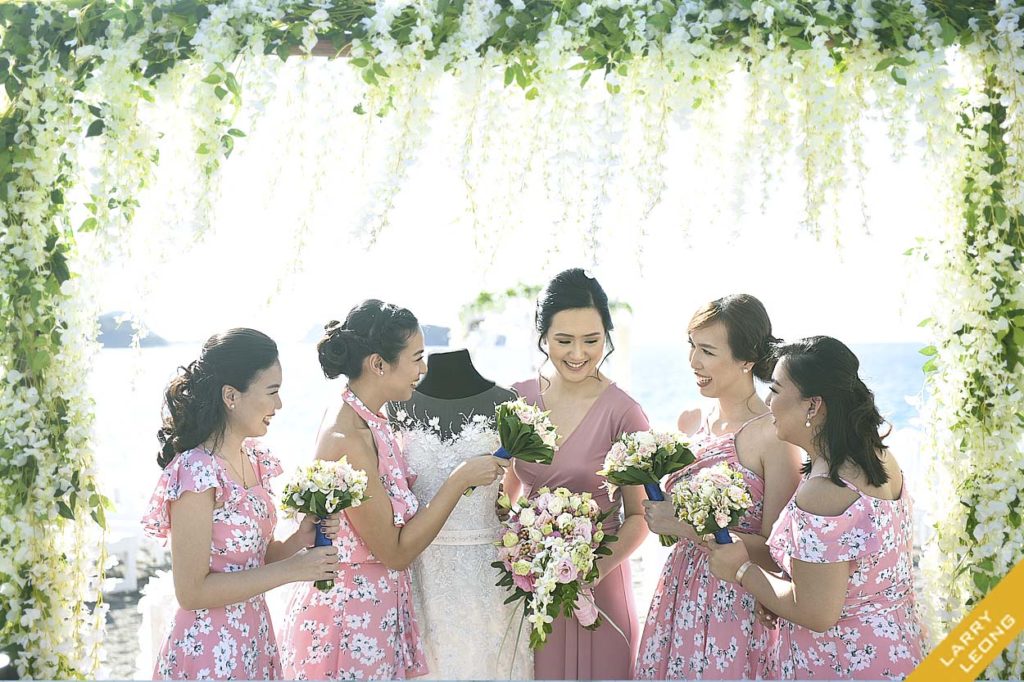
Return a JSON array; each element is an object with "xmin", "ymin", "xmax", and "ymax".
[{"xmin": 512, "ymin": 378, "xmax": 651, "ymax": 680}]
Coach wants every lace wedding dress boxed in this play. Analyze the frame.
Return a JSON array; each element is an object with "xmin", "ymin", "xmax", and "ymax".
[{"xmin": 397, "ymin": 408, "xmax": 533, "ymax": 680}]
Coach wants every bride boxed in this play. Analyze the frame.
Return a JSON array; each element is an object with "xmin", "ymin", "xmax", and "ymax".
[{"xmin": 390, "ymin": 349, "xmax": 533, "ymax": 680}]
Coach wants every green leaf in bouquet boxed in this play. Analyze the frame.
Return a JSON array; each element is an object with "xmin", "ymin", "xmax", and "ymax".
[
  {"xmin": 604, "ymin": 469, "xmax": 656, "ymax": 486},
  {"xmin": 504, "ymin": 593, "xmax": 521, "ymax": 605}
]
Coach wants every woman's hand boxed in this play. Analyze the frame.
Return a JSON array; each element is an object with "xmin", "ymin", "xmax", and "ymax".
[
  {"xmin": 495, "ymin": 490, "xmax": 512, "ymax": 522},
  {"xmin": 452, "ymin": 455, "xmax": 509, "ymax": 489},
  {"xmin": 283, "ymin": 545, "xmax": 339, "ymax": 583},
  {"xmin": 642, "ymin": 500, "xmax": 687, "ymax": 537},
  {"xmin": 755, "ymin": 601, "xmax": 779, "ymax": 629},
  {"xmin": 708, "ymin": 532, "xmax": 751, "ymax": 582},
  {"xmin": 299, "ymin": 512, "xmax": 343, "ymax": 543}
]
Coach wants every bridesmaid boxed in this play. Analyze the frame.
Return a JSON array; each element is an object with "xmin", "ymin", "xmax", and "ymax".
[
  {"xmin": 710, "ymin": 336, "xmax": 925, "ymax": 679},
  {"xmin": 504, "ymin": 268, "xmax": 651, "ymax": 680},
  {"xmin": 279, "ymin": 300, "xmax": 507, "ymax": 680},
  {"xmin": 142, "ymin": 328, "xmax": 338, "ymax": 680},
  {"xmin": 635, "ymin": 294, "xmax": 802, "ymax": 680}
]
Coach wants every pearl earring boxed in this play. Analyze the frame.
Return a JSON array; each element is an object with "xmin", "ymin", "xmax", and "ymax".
[
  {"xmin": 378, "ymin": 369, "xmax": 384, "ymax": 376},
  {"xmin": 743, "ymin": 368, "xmax": 750, "ymax": 374},
  {"xmin": 805, "ymin": 416, "xmax": 812, "ymax": 428}
]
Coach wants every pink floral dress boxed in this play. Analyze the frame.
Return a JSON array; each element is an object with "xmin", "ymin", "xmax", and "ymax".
[
  {"xmin": 635, "ymin": 414, "xmax": 775, "ymax": 680},
  {"xmin": 141, "ymin": 441, "xmax": 284, "ymax": 680},
  {"xmin": 279, "ymin": 388, "xmax": 428, "ymax": 680},
  {"xmin": 765, "ymin": 474, "xmax": 924, "ymax": 679}
]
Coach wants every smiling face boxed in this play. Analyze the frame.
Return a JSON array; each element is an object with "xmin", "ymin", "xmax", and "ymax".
[
  {"xmin": 382, "ymin": 328, "xmax": 426, "ymax": 401},
  {"xmin": 766, "ymin": 357, "xmax": 810, "ymax": 444},
  {"xmin": 544, "ymin": 308, "xmax": 607, "ymax": 384},
  {"xmin": 226, "ymin": 360, "xmax": 282, "ymax": 438},
  {"xmin": 687, "ymin": 321, "xmax": 750, "ymax": 398}
]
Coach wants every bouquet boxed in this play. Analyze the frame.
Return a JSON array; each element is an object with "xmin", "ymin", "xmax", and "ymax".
[
  {"xmin": 598, "ymin": 430, "xmax": 695, "ymax": 546},
  {"xmin": 466, "ymin": 398, "xmax": 557, "ymax": 495},
  {"xmin": 671, "ymin": 462, "xmax": 752, "ymax": 545},
  {"xmin": 281, "ymin": 457, "xmax": 369, "ymax": 590},
  {"xmin": 493, "ymin": 487, "xmax": 616, "ymax": 649}
]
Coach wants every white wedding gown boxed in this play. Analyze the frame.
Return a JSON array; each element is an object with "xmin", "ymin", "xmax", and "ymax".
[{"xmin": 401, "ymin": 417, "xmax": 533, "ymax": 680}]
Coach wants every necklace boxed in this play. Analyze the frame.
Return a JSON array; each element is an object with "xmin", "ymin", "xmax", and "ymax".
[
  {"xmin": 234, "ymin": 448, "xmax": 249, "ymax": 488},
  {"xmin": 218, "ymin": 447, "xmax": 249, "ymax": 488},
  {"xmin": 203, "ymin": 441, "xmax": 250, "ymax": 487}
]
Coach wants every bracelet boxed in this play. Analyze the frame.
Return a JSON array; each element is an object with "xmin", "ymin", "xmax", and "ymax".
[{"xmin": 734, "ymin": 560, "xmax": 754, "ymax": 585}]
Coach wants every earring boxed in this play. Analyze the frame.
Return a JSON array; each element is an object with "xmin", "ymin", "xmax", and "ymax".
[
  {"xmin": 229, "ymin": 404, "xmax": 235, "ymax": 410},
  {"xmin": 805, "ymin": 415, "xmax": 812, "ymax": 428},
  {"xmin": 743, "ymin": 367, "xmax": 750, "ymax": 374},
  {"xmin": 378, "ymin": 369, "xmax": 384, "ymax": 376}
]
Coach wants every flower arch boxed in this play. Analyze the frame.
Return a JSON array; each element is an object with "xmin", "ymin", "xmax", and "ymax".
[{"xmin": 0, "ymin": 0, "xmax": 1021, "ymax": 677}]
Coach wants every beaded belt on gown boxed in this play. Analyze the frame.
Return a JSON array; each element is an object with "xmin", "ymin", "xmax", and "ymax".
[{"xmin": 432, "ymin": 526, "xmax": 501, "ymax": 546}]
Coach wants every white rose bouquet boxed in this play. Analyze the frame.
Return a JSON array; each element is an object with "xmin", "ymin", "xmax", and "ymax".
[
  {"xmin": 281, "ymin": 457, "xmax": 369, "ymax": 590},
  {"xmin": 671, "ymin": 463, "xmax": 752, "ymax": 545},
  {"xmin": 598, "ymin": 430, "xmax": 695, "ymax": 546},
  {"xmin": 466, "ymin": 398, "xmax": 557, "ymax": 495}
]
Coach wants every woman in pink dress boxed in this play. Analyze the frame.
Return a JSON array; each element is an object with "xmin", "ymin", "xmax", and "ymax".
[
  {"xmin": 279, "ymin": 300, "xmax": 507, "ymax": 680},
  {"xmin": 635, "ymin": 294, "xmax": 802, "ymax": 680},
  {"xmin": 504, "ymin": 268, "xmax": 651, "ymax": 680},
  {"xmin": 142, "ymin": 328, "xmax": 338, "ymax": 680},
  {"xmin": 709, "ymin": 336, "xmax": 925, "ymax": 679}
]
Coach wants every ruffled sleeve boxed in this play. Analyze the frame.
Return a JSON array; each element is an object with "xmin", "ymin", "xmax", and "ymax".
[
  {"xmin": 141, "ymin": 448, "xmax": 226, "ymax": 541},
  {"xmin": 769, "ymin": 497, "xmax": 884, "ymax": 565},
  {"xmin": 245, "ymin": 439, "xmax": 283, "ymax": 493}
]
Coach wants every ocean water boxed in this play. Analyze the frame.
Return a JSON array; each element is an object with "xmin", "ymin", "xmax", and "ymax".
[{"xmin": 631, "ymin": 342, "xmax": 925, "ymax": 431}]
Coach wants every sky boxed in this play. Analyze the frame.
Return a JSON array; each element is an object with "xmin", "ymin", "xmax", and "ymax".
[{"xmin": 91, "ymin": 59, "xmax": 943, "ymax": 347}]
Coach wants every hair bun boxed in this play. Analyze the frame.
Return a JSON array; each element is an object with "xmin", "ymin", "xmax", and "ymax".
[{"xmin": 317, "ymin": 327, "xmax": 366, "ymax": 379}]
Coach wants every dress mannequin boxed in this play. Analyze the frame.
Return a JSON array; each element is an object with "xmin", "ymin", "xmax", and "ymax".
[
  {"xmin": 391, "ymin": 349, "xmax": 512, "ymax": 440},
  {"xmin": 414, "ymin": 349, "xmax": 495, "ymax": 399},
  {"xmin": 386, "ymin": 349, "xmax": 532, "ymax": 679}
]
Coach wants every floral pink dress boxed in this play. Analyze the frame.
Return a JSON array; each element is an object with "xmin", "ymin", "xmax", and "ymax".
[
  {"xmin": 141, "ymin": 442, "xmax": 284, "ymax": 680},
  {"xmin": 766, "ymin": 474, "xmax": 924, "ymax": 679},
  {"xmin": 279, "ymin": 388, "xmax": 428, "ymax": 680},
  {"xmin": 635, "ymin": 414, "xmax": 775, "ymax": 680}
]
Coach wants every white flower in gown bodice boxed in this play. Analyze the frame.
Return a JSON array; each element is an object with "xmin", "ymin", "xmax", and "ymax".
[
  {"xmin": 403, "ymin": 417, "xmax": 503, "ymax": 533},
  {"xmin": 401, "ymin": 418, "xmax": 533, "ymax": 680}
]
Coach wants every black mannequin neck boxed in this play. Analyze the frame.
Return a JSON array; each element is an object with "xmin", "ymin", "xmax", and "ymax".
[{"xmin": 416, "ymin": 349, "xmax": 495, "ymax": 400}]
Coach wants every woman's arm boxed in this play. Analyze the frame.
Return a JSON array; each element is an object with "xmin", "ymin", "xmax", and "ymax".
[
  {"xmin": 753, "ymin": 428, "xmax": 803, "ymax": 540},
  {"xmin": 169, "ymin": 490, "xmax": 337, "ymax": 610},
  {"xmin": 594, "ymin": 485, "xmax": 648, "ymax": 584},
  {"xmin": 731, "ymin": 556, "xmax": 850, "ymax": 632},
  {"xmin": 502, "ymin": 462, "xmax": 523, "ymax": 503},
  {"xmin": 709, "ymin": 478, "xmax": 860, "ymax": 632},
  {"xmin": 742, "ymin": 425, "xmax": 803, "ymax": 570},
  {"xmin": 331, "ymin": 431, "xmax": 505, "ymax": 571}
]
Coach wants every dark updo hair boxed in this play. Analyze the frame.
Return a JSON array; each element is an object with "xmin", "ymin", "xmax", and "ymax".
[
  {"xmin": 317, "ymin": 299, "xmax": 420, "ymax": 380},
  {"xmin": 775, "ymin": 336, "xmax": 891, "ymax": 487},
  {"xmin": 688, "ymin": 294, "xmax": 779, "ymax": 382},
  {"xmin": 535, "ymin": 268, "xmax": 615, "ymax": 377},
  {"xmin": 156, "ymin": 328, "xmax": 278, "ymax": 468}
]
